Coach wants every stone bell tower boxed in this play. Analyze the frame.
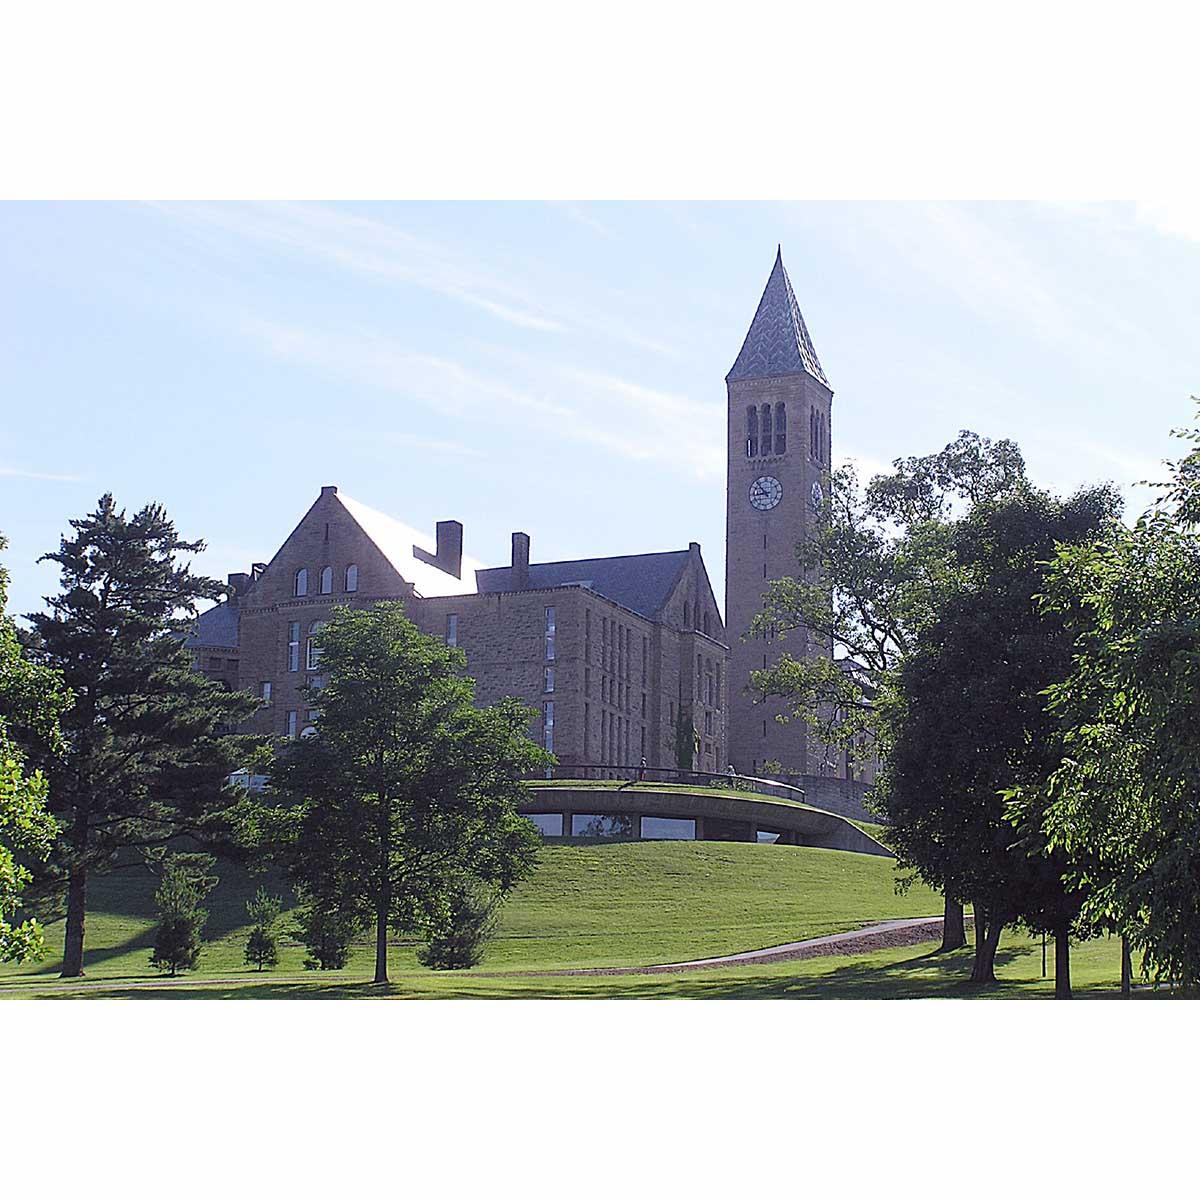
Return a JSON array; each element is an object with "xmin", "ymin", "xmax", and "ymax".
[{"xmin": 724, "ymin": 247, "xmax": 832, "ymax": 777}]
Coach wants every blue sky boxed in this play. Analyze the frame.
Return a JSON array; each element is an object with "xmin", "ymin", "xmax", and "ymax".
[{"xmin": 3, "ymin": 200, "xmax": 1200, "ymax": 621}]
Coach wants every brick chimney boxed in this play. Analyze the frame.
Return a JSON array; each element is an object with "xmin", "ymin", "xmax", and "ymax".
[
  {"xmin": 512, "ymin": 531, "xmax": 530, "ymax": 590},
  {"xmin": 435, "ymin": 520, "xmax": 463, "ymax": 579}
]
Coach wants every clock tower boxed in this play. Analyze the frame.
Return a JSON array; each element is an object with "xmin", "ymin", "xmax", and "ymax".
[{"xmin": 725, "ymin": 247, "xmax": 832, "ymax": 777}]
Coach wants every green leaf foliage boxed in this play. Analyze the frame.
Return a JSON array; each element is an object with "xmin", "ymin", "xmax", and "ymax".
[
  {"xmin": 0, "ymin": 532, "xmax": 69, "ymax": 963},
  {"xmin": 260, "ymin": 601, "xmax": 549, "ymax": 982},
  {"xmin": 1016, "ymin": 402, "xmax": 1200, "ymax": 989}
]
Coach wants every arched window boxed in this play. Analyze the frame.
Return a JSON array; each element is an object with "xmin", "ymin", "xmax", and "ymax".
[
  {"xmin": 746, "ymin": 406, "xmax": 758, "ymax": 457},
  {"xmin": 306, "ymin": 620, "xmax": 325, "ymax": 671},
  {"xmin": 319, "ymin": 565, "xmax": 332, "ymax": 594},
  {"xmin": 760, "ymin": 404, "xmax": 773, "ymax": 455},
  {"xmin": 774, "ymin": 402, "xmax": 786, "ymax": 454},
  {"xmin": 344, "ymin": 563, "xmax": 358, "ymax": 592},
  {"xmin": 810, "ymin": 406, "xmax": 817, "ymax": 458},
  {"xmin": 294, "ymin": 568, "xmax": 308, "ymax": 597},
  {"xmin": 683, "ymin": 601, "xmax": 691, "ymax": 628}
]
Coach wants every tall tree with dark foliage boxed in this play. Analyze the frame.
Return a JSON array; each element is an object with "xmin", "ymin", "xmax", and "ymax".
[{"xmin": 30, "ymin": 495, "xmax": 259, "ymax": 977}]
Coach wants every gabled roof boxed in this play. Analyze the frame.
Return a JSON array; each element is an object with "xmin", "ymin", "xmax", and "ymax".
[
  {"xmin": 727, "ymin": 247, "xmax": 829, "ymax": 387},
  {"xmin": 336, "ymin": 492, "xmax": 483, "ymax": 598},
  {"xmin": 185, "ymin": 599, "xmax": 239, "ymax": 649},
  {"xmin": 476, "ymin": 550, "xmax": 691, "ymax": 620}
]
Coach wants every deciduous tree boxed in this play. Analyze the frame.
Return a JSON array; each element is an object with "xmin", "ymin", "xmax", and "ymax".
[
  {"xmin": 263, "ymin": 602, "xmax": 547, "ymax": 984},
  {"xmin": 0, "ymin": 533, "xmax": 69, "ymax": 963},
  {"xmin": 752, "ymin": 432, "xmax": 1026, "ymax": 950},
  {"xmin": 878, "ymin": 483, "xmax": 1121, "ymax": 991}
]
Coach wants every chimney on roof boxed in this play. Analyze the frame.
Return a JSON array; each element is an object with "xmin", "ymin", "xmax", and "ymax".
[
  {"xmin": 435, "ymin": 520, "xmax": 463, "ymax": 579},
  {"xmin": 321, "ymin": 485, "xmax": 338, "ymax": 496},
  {"xmin": 689, "ymin": 541, "xmax": 701, "ymax": 556},
  {"xmin": 226, "ymin": 571, "xmax": 251, "ymax": 600},
  {"xmin": 512, "ymin": 532, "xmax": 530, "ymax": 590}
]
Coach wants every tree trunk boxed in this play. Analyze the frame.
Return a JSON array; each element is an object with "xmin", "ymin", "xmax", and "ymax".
[
  {"xmin": 1054, "ymin": 926, "xmax": 1072, "ymax": 999},
  {"xmin": 374, "ymin": 789, "xmax": 392, "ymax": 985},
  {"xmin": 970, "ymin": 906, "xmax": 1003, "ymax": 985},
  {"xmin": 940, "ymin": 896, "xmax": 966, "ymax": 952},
  {"xmin": 1121, "ymin": 936, "xmax": 1132, "ymax": 998},
  {"xmin": 61, "ymin": 862, "xmax": 88, "ymax": 978}
]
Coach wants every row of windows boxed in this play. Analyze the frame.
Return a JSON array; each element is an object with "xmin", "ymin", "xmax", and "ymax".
[
  {"xmin": 746, "ymin": 403, "xmax": 787, "ymax": 457},
  {"xmin": 295, "ymin": 564, "xmax": 358, "ymax": 597}
]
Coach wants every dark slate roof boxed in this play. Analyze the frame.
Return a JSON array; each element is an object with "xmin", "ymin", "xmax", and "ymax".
[
  {"xmin": 184, "ymin": 600, "xmax": 240, "ymax": 649},
  {"xmin": 727, "ymin": 247, "xmax": 829, "ymax": 387},
  {"xmin": 476, "ymin": 550, "xmax": 691, "ymax": 619}
]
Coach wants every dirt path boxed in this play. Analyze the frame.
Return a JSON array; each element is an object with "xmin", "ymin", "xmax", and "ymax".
[
  {"xmin": 498, "ymin": 915, "xmax": 952, "ymax": 978},
  {"xmin": 0, "ymin": 916, "xmax": 955, "ymax": 994}
]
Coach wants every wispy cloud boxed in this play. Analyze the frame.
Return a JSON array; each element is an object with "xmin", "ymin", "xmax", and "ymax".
[
  {"xmin": 156, "ymin": 202, "xmax": 565, "ymax": 333},
  {"xmin": 241, "ymin": 317, "xmax": 723, "ymax": 480},
  {"xmin": 0, "ymin": 466, "xmax": 82, "ymax": 482},
  {"xmin": 552, "ymin": 202, "xmax": 616, "ymax": 239}
]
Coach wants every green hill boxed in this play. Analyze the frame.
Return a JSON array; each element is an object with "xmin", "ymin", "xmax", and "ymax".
[{"xmin": 2, "ymin": 841, "xmax": 936, "ymax": 982}]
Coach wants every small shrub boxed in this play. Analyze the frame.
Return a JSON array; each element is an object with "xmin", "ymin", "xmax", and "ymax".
[
  {"xmin": 417, "ymin": 878, "xmax": 503, "ymax": 971},
  {"xmin": 150, "ymin": 855, "xmax": 217, "ymax": 977},
  {"xmin": 243, "ymin": 889, "xmax": 283, "ymax": 971},
  {"xmin": 293, "ymin": 898, "xmax": 355, "ymax": 970}
]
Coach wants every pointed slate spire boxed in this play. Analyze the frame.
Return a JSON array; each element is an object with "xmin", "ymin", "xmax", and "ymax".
[{"xmin": 726, "ymin": 247, "xmax": 829, "ymax": 387}]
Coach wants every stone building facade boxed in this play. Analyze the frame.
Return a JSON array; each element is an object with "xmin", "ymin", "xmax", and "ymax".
[
  {"xmin": 188, "ymin": 486, "xmax": 728, "ymax": 773},
  {"xmin": 188, "ymin": 247, "xmax": 870, "ymax": 795}
]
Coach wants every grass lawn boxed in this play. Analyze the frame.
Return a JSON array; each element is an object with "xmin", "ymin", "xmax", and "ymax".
[{"xmin": 0, "ymin": 840, "xmax": 1143, "ymax": 999}]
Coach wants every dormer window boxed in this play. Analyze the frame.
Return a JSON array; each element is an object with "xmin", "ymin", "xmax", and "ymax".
[
  {"xmin": 294, "ymin": 568, "xmax": 308, "ymax": 597},
  {"xmin": 320, "ymin": 566, "xmax": 332, "ymax": 594},
  {"xmin": 345, "ymin": 563, "xmax": 358, "ymax": 592}
]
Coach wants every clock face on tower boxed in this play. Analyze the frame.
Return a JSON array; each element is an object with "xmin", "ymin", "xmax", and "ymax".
[{"xmin": 749, "ymin": 476, "xmax": 783, "ymax": 511}]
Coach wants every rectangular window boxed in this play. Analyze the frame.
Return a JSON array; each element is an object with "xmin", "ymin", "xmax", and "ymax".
[
  {"xmin": 287, "ymin": 622, "xmax": 300, "ymax": 672},
  {"xmin": 543, "ymin": 700, "xmax": 554, "ymax": 754},
  {"xmin": 286, "ymin": 710, "xmax": 297, "ymax": 739},
  {"xmin": 446, "ymin": 613, "xmax": 458, "ymax": 647},
  {"xmin": 584, "ymin": 666, "xmax": 591, "ymax": 695},
  {"xmin": 259, "ymin": 681, "xmax": 272, "ymax": 704},
  {"xmin": 545, "ymin": 606, "xmax": 556, "ymax": 661},
  {"xmin": 572, "ymin": 814, "xmax": 635, "ymax": 838},
  {"xmin": 208, "ymin": 657, "xmax": 222, "ymax": 671},
  {"xmin": 584, "ymin": 702, "xmax": 590, "ymax": 756},
  {"xmin": 641, "ymin": 692, "xmax": 647, "ymax": 719},
  {"xmin": 527, "ymin": 812, "xmax": 564, "ymax": 837},
  {"xmin": 642, "ymin": 637, "xmax": 648, "ymax": 683},
  {"xmin": 640, "ymin": 816, "xmax": 695, "ymax": 841},
  {"xmin": 705, "ymin": 710, "xmax": 714, "ymax": 736},
  {"xmin": 544, "ymin": 665, "xmax": 555, "ymax": 693}
]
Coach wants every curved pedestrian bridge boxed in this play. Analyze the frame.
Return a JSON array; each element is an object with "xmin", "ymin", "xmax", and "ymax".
[{"xmin": 521, "ymin": 781, "xmax": 890, "ymax": 857}]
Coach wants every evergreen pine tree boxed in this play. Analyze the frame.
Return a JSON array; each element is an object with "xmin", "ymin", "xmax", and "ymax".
[
  {"xmin": 243, "ymin": 888, "xmax": 282, "ymax": 971},
  {"xmin": 150, "ymin": 854, "xmax": 217, "ymax": 977},
  {"xmin": 29, "ymin": 495, "xmax": 261, "ymax": 977}
]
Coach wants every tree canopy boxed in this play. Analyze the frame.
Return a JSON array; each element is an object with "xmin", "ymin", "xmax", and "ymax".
[
  {"xmin": 0, "ymin": 532, "xmax": 70, "ymax": 963},
  {"xmin": 1015, "ymin": 409, "xmax": 1200, "ymax": 990},
  {"xmin": 261, "ymin": 601, "xmax": 548, "ymax": 983},
  {"xmin": 877, "ymin": 482, "xmax": 1122, "ymax": 990}
]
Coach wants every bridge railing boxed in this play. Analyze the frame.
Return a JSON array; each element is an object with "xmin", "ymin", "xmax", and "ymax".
[{"xmin": 525, "ymin": 762, "xmax": 808, "ymax": 807}]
